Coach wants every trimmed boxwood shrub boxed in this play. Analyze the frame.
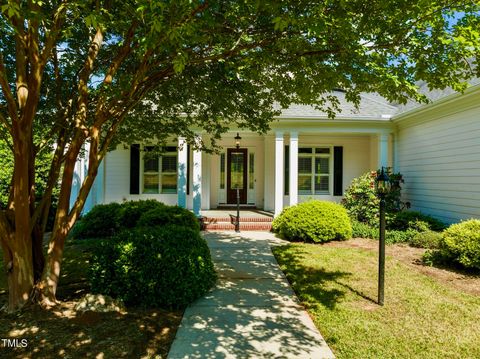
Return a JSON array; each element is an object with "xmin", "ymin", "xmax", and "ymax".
[
  {"xmin": 137, "ymin": 205, "xmax": 200, "ymax": 231},
  {"xmin": 438, "ymin": 219, "xmax": 480, "ymax": 270},
  {"xmin": 117, "ymin": 199, "xmax": 166, "ymax": 229},
  {"xmin": 272, "ymin": 200, "xmax": 352, "ymax": 243},
  {"xmin": 388, "ymin": 210, "xmax": 446, "ymax": 232},
  {"xmin": 71, "ymin": 202, "xmax": 122, "ymax": 239},
  {"xmin": 89, "ymin": 225, "xmax": 216, "ymax": 308},
  {"xmin": 409, "ymin": 230, "xmax": 442, "ymax": 249}
]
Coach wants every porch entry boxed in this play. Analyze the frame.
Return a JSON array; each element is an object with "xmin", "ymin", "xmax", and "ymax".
[{"xmin": 227, "ymin": 148, "xmax": 248, "ymax": 204}]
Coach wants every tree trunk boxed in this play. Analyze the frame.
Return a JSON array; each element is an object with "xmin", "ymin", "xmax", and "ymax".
[{"xmin": 7, "ymin": 131, "xmax": 35, "ymax": 311}]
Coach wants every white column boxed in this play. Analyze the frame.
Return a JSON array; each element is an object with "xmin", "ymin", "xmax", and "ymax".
[
  {"xmin": 289, "ymin": 132, "xmax": 299, "ymax": 206},
  {"xmin": 274, "ymin": 131, "xmax": 284, "ymax": 217},
  {"xmin": 378, "ymin": 133, "xmax": 389, "ymax": 168},
  {"xmin": 177, "ymin": 137, "xmax": 188, "ymax": 208},
  {"xmin": 193, "ymin": 135, "xmax": 202, "ymax": 216}
]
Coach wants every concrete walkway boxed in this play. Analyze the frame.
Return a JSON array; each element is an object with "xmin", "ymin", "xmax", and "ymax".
[{"xmin": 167, "ymin": 231, "xmax": 335, "ymax": 359}]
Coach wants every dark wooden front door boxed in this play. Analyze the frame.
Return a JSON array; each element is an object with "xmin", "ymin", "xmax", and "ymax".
[{"xmin": 227, "ymin": 148, "xmax": 248, "ymax": 204}]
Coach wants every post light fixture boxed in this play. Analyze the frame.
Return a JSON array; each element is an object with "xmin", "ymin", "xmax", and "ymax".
[
  {"xmin": 375, "ymin": 166, "xmax": 391, "ymax": 195},
  {"xmin": 234, "ymin": 132, "xmax": 241, "ymax": 149},
  {"xmin": 375, "ymin": 166, "xmax": 391, "ymax": 306}
]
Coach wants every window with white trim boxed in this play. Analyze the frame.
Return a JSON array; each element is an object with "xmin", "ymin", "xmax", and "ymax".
[
  {"xmin": 143, "ymin": 146, "xmax": 178, "ymax": 194},
  {"xmin": 298, "ymin": 147, "xmax": 331, "ymax": 195}
]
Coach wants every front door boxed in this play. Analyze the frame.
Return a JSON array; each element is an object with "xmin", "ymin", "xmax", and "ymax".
[{"xmin": 227, "ymin": 148, "xmax": 248, "ymax": 204}]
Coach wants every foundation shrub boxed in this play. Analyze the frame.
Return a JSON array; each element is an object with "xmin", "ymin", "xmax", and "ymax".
[
  {"xmin": 425, "ymin": 219, "xmax": 480, "ymax": 270},
  {"xmin": 71, "ymin": 202, "xmax": 122, "ymax": 239},
  {"xmin": 89, "ymin": 225, "xmax": 216, "ymax": 308},
  {"xmin": 137, "ymin": 205, "xmax": 200, "ymax": 231},
  {"xmin": 273, "ymin": 200, "xmax": 352, "ymax": 243}
]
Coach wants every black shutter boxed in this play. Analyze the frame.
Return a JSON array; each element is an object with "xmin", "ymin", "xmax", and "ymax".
[
  {"xmin": 333, "ymin": 146, "xmax": 343, "ymax": 196},
  {"xmin": 130, "ymin": 144, "xmax": 140, "ymax": 194}
]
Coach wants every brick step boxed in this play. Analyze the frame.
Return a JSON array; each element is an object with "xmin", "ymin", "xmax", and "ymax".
[
  {"xmin": 204, "ymin": 222, "xmax": 273, "ymax": 231},
  {"xmin": 202, "ymin": 216, "xmax": 273, "ymax": 223}
]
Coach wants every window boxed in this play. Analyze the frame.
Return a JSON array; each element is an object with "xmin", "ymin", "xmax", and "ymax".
[
  {"xmin": 143, "ymin": 146, "xmax": 177, "ymax": 194},
  {"xmin": 298, "ymin": 147, "xmax": 331, "ymax": 195}
]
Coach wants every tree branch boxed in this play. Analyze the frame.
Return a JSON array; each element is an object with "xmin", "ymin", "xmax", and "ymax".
[{"xmin": 0, "ymin": 53, "xmax": 18, "ymax": 124}]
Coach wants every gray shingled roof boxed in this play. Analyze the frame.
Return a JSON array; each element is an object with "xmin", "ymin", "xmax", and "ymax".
[
  {"xmin": 277, "ymin": 77, "xmax": 480, "ymax": 120},
  {"xmin": 277, "ymin": 91, "xmax": 398, "ymax": 120}
]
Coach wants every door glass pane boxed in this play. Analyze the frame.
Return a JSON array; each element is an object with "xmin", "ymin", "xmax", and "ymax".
[
  {"xmin": 315, "ymin": 157, "xmax": 329, "ymax": 174},
  {"xmin": 315, "ymin": 176, "xmax": 329, "ymax": 193},
  {"xmin": 231, "ymin": 152, "xmax": 244, "ymax": 189},
  {"xmin": 298, "ymin": 157, "xmax": 312, "ymax": 174},
  {"xmin": 298, "ymin": 175, "xmax": 311, "ymax": 194}
]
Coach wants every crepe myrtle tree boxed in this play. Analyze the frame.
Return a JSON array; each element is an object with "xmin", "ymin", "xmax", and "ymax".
[{"xmin": 0, "ymin": 0, "xmax": 479, "ymax": 311}]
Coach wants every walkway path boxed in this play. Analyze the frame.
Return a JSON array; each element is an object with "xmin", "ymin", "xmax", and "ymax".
[{"xmin": 168, "ymin": 231, "xmax": 335, "ymax": 359}]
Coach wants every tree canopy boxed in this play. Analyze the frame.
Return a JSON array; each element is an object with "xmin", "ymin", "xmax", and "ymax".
[{"xmin": 0, "ymin": 0, "xmax": 479, "ymax": 311}]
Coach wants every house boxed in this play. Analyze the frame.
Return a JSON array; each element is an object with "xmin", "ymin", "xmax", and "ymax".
[{"xmin": 75, "ymin": 84, "xmax": 480, "ymax": 224}]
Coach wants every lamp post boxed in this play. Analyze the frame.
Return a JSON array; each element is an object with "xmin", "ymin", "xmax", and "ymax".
[{"xmin": 375, "ymin": 167, "xmax": 391, "ymax": 306}]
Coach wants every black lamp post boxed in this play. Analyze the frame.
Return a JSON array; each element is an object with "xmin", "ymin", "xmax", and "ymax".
[
  {"xmin": 375, "ymin": 166, "xmax": 391, "ymax": 306},
  {"xmin": 235, "ymin": 132, "xmax": 241, "ymax": 149}
]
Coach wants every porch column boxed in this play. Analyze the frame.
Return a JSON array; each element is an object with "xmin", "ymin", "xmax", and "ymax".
[
  {"xmin": 177, "ymin": 137, "xmax": 188, "ymax": 208},
  {"xmin": 193, "ymin": 135, "xmax": 202, "ymax": 216},
  {"xmin": 274, "ymin": 131, "xmax": 284, "ymax": 216},
  {"xmin": 378, "ymin": 133, "xmax": 389, "ymax": 168},
  {"xmin": 289, "ymin": 132, "xmax": 298, "ymax": 206}
]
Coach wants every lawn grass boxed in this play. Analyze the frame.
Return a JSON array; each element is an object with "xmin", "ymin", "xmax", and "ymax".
[
  {"xmin": 0, "ymin": 238, "xmax": 182, "ymax": 358},
  {"xmin": 273, "ymin": 243, "xmax": 480, "ymax": 359}
]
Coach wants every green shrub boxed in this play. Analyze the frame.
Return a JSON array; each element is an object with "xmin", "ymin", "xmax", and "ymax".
[
  {"xmin": 351, "ymin": 220, "xmax": 418, "ymax": 244},
  {"xmin": 89, "ymin": 225, "xmax": 216, "ymax": 308},
  {"xmin": 351, "ymin": 220, "xmax": 378, "ymax": 239},
  {"xmin": 388, "ymin": 210, "xmax": 446, "ymax": 232},
  {"xmin": 439, "ymin": 219, "xmax": 480, "ymax": 270},
  {"xmin": 137, "ymin": 205, "xmax": 200, "ymax": 231},
  {"xmin": 409, "ymin": 230, "xmax": 442, "ymax": 249},
  {"xmin": 272, "ymin": 200, "xmax": 352, "ymax": 243},
  {"xmin": 341, "ymin": 172, "xmax": 379, "ymax": 226},
  {"xmin": 385, "ymin": 229, "xmax": 418, "ymax": 244},
  {"xmin": 117, "ymin": 199, "xmax": 166, "ymax": 229},
  {"xmin": 72, "ymin": 202, "xmax": 122, "ymax": 239},
  {"xmin": 342, "ymin": 169, "xmax": 406, "ymax": 227}
]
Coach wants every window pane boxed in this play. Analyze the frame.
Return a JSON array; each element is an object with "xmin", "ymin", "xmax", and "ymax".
[
  {"xmin": 299, "ymin": 147, "xmax": 313, "ymax": 154},
  {"xmin": 298, "ymin": 175, "xmax": 311, "ymax": 193},
  {"xmin": 315, "ymin": 176, "xmax": 329, "ymax": 193},
  {"xmin": 164, "ymin": 146, "xmax": 177, "ymax": 152},
  {"xmin": 230, "ymin": 152, "xmax": 244, "ymax": 189},
  {"xmin": 298, "ymin": 157, "xmax": 312, "ymax": 174},
  {"xmin": 315, "ymin": 148, "xmax": 330, "ymax": 154},
  {"xmin": 162, "ymin": 155, "xmax": 177, "ymax": 172},
  {"xmin": 161, "ymin": 174, "xmax": 177, "ymax": 193},
  {"xmin": 249, "ymin": 153, "xmax": 254, "ymax": 189},
  {"xmin": 144, "ymin": 173, "xmax": 159, "ymax": 193},
  {"xmin": 315, "ymin": 157, "xmax": 329, "ymax": 174},
  {"xmin": 220, "ymin": 153, "xmax": 225, "ymax": 189},
  {"xmin": 144, "ymin": 146, "xmax": 159, "ymax": 172}
]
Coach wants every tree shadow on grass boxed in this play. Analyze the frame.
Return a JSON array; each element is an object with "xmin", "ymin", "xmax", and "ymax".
[{"xmin": 272, "ymin": 244, "xmax": 377, "ymax": 309}]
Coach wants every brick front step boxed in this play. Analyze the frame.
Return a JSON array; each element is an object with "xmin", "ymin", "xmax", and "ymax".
[
  {"xmin": 204, "ymin": 222, "xmax": 273, "ymax": 231},
  {"xmin": 202, "ymin": 216, "xmax": 273, "ymax": 223}
]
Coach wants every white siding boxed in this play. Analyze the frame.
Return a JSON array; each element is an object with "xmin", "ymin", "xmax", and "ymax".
[{"xmin": 397, "ymin": 104, "xmax": 480, "ymax": 223}]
